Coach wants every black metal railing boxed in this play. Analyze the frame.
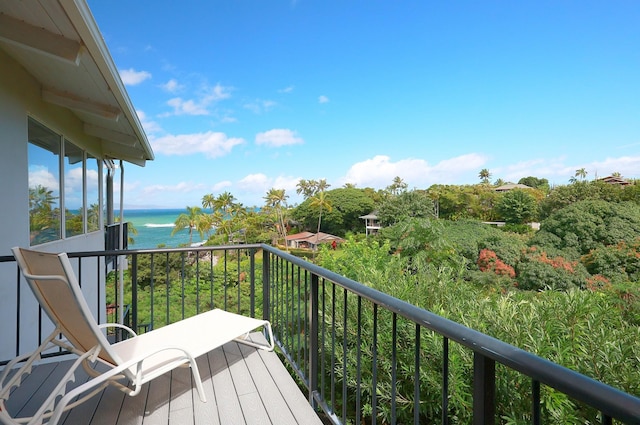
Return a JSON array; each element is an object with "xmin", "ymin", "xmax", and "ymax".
[{"xmin": 2, "ymin": 245, "xmax": 640, "ymax": 424}]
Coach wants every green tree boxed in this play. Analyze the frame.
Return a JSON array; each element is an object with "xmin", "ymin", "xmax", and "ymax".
[
  {"xmin": 201, "ymin": 193, "xmax": 216, "ymax": 212},
  {"xmin": 171, "ymin": 206, "xmax": 206, "ymax": 245},
  {"xmin": 215, "ymin": 191, "xmax": 236, "ymax": 216},
  {"xmin": 377, "ymin": 189, "xmax": 435, "ymax": 226},
  {"xmin": 310, "ymin": 190, "xmax": 332, "ymax": 236},
  {"xmin": 386, "ymin": 176, "xmax": 408, "ymax": 196},
  {"xmin": 575, "ymin": 167, "xmax": 588, "ymax": 181},
  {"xmin": 479, "ymin": 168, "xmax": 492, "ymax": 184},
  {"xmin": 264, "ymin": 188, "xmax": 289, "ymax": 247},
  {"xmin": 496, "ymin": 189, "xmax": 538, "ymax": 224},
  {"xmin": 518, "ymin": 176, "xmax": 550, "ymax": 192},
  {"xmin": 531, "ymin": 200, "xmax": 640, "ymax": 258},
  {"xmin": 426, "ymin": 184, "xmax": 501, "ymax": 221},
  {"xmin": 292, "ymin": 187, "xmax": 376, "ymax": 236}
]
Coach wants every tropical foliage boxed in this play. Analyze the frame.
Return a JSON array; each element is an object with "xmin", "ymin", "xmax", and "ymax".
[{"xmin": 109, "ymin": 173, "xmax": 640, "ymax": 424}]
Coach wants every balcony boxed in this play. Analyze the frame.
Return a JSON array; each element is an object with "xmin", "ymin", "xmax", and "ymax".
[{"xmin": 2, "ymin": 245, "xmax": 640, "ymax": 424}]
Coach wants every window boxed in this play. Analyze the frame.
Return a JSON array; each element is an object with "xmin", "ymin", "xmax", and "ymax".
[
  {"xmin": 64, "ymin": 139, "xmax": 84, "ymax": 237},
  {"xmin": 87, "ymin": 155, "xmax": 100, "ymax": 232},
  {"xmin": 28, "ymin": 118, "xmax": 102, "ymax": 245},
  {"xmin": 28, "ymin": 119, "xmax": 61, "ymax": 245}
]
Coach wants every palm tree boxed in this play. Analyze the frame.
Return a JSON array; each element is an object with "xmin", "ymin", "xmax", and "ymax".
[
  {"xmin": 296, "ymin": 178, "xmax": 331, "ymax": 200},
  {"xmin": 296, "ymin": 179, "xmax": 314, "ymax": 199},
  {"xmin": 575, "ymin": 168, "xmax": 588, "ymax": 181},
  {"xmin": 264, "ymin": 188, "xmax": 289, "ymax": 248},
  {"xmin": 87, "ymin": 203, "xmax": 100, "ymax": 232},
  {"xmin": 316, "ymin": 179, "xmax": 330, "ymax": 193},
  {"xmin": 215, "ymin": 191, "xmax": 236, "ymax": 216},
  {"xmin": 201, "ymin": 193, "xmax": 216, "ymax": 213},
  {"xmin": 171, "ymin": 206, "xmax": 206, "ymax": 245},
  {"xmin": 29, "ymin": 185, "xmax": 57, "ymax": 212},
  {"xmin": 479, "ymin": 169, "xmax": 491, "ymax": 184},
  {"xmin": 115, "ymin": 215, "xmax": 138, "ymax": 245},
  {"xmin": 310, "ymin": 190, "xmax": 332, "ymax": 247},
  {"xmin": 387, "ymin": 176, "xmax": 408, "ymax": 195}
]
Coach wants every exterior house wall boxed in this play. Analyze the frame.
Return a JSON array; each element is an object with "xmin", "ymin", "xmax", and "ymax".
[{"xmin": 0, "ymin": 49, "xmax": 106, "ymax": 361}]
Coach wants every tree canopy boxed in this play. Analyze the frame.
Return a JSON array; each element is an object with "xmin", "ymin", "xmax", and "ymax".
[
  {"xmin": 293, "ymin": 187, "xmax": 375, "ymax": 236},
  {"xmin": 376, "ymin": 189, "xmax": 435, "ymax": 226},
  {"xmin": 531, "ymin": 200, "xmax": 640, "ymax": 258}
]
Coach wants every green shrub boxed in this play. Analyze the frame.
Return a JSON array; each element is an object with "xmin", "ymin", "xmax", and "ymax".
[
  {"xmin": 516, "ymin": 247, "xmax": 590, "ymax": 291},
  {"xmin": 581, "ymin": 239, "xmax": 640, "ymax": 283}
]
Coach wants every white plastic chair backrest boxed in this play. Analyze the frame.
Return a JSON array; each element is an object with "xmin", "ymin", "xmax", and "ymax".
[{"xmin": 12, "ymin": 247, "xmax": 121, "ymax": 366}]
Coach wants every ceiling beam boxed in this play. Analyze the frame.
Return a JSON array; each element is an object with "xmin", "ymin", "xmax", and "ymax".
[
  {"xmin": 84, "ymin": 123, "xmax": 138, "ymax": 147},
  {"xmin": 42, "ymin": 88, "xmax": 121, "ymax": 120},
  {"xmin": 0, "ymin": 13, "xmax": 82, "ymax": 64}
]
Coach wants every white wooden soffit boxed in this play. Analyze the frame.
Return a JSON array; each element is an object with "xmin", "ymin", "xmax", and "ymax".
[
  {"xmin": 84, "ymin": 124, "xmax": 138, "ymax": 147},
  {"xmin": 0, "ymin": 12, "xmax": 82, "ymax": 65},
  {"xmin": 102, "ymin": 142, "xmax": 147, "ymax": 167},
  {"xmin": 42, "ymin": 87, "xmax": 122, "ymax": 121}
]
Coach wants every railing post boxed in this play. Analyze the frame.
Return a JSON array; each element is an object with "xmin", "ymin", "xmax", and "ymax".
[
  {"xmin": 473, "ymin": 352, "xmax": 495, "ymax": 425},
  {"xmin": 249, "ymin": 248, "xmax": 256, "ymax": 318},
  {"xmin": 131, "ymin": 253, "xmax": 138, "ymax": 333},
  {"xmin": 262, "ymin": 249, "xmax": 270, "ymax": 322},
  {"xmin": 309, "ymin": 272, "xmax": 319, "ymax": 408}
]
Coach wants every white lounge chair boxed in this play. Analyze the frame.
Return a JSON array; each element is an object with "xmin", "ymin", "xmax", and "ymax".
[{"xmin": 1, "ymin": 247, "xmax": 274, "ymax": 425}]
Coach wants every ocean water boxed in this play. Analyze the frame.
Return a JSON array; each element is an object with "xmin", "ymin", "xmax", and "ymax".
[{"xmin": 118, "ymin": 209, "xmax": 206, "ymax": 249}]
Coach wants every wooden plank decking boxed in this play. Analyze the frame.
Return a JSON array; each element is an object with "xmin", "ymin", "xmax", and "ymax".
[{"xmin": 3, "ymin": 334, "xmax": 323, "ymax": 425}]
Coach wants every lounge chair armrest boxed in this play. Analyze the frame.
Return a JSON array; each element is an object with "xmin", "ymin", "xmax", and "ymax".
[{"xmin": 98, "ymin": 322, "xmax": 137, "ymax": 338}]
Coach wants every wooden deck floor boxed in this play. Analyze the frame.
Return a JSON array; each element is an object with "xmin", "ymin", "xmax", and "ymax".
[{"xmin": 3, "ymin": 334, "xmax": 323, "ymax": 425}]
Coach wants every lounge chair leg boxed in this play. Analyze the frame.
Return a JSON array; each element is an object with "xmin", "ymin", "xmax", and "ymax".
[{"xmin": 189, "ymin": 359, "xmax": 207, "ymax": 402}]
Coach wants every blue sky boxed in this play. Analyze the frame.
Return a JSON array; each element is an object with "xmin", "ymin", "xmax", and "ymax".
[{"xmin": 88, "ymin": 1, "xmax": 640, "ymax": 209}]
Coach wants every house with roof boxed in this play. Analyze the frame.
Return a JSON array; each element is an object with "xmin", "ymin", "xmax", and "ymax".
[
  {"xmin": 598, "ymin": 175, "xmax": 631, "ymax": 186},
  {"xmin": 0, "ymin": 0, "xmax": 153, "ymax": 361},
  {"xmin": 359, "ymin": 212, "xmax": 381, "ymax": 236},
  {"xmin": 494, "ymin": 183, "xmax": 532, "ymax": 192},
  {"xmin": 286, "ymin": 231, "xmax": 344, "ymax": 250}
]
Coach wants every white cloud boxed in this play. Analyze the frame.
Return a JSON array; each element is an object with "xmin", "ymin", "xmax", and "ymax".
[
  {"xmin": 255, "ymin": 129, "xmax": 303, "ymax": 147},
  {"xmin": 86, "ymin": 169, "xmax": 100, "ymax": 188},
  {"xmin": 341, "ymin": 154, "xmax": 488, "ymax": 189},
  {"xmin": 318, "ymin": 95, "xmax": 329, "ymax": 103},
  {"xmin": 119, "ymin": 68, "xmax": 152, "ymax": 86},
  {"xmin": 64, "ymin": 167, "xmax": 84, "ymax": 193},
  {"xmin": 137, "ymin": 110, "xmax": 163, "ymax": 135},
  {"xmin": 212, "ymin": 181, "xmax": 233, "ymax": 191},
  {"xmin": 164, "ymin": 83, "xmax": 233, "ymax": 116},
  {"xmin": 151, "ymin": 132, "xmax": 245, "ymax": 158},
  {"xmin": 238, "ymin": 173, "xmax": 270, "ymax": 190},
  {"xmin": 160, "ymin": 78, "xmax": 184, "ymax": 93},
  {"xmin": 166, "ymin": 97, "xmax": 209, "ymax": 115},
  {"xmin": 244, "ymin": 99, "xmax": 277, "ymax": 114},
  {"xmin": 493, "ymin": 155, "xmax": 640, "ymax": 185},
  {"xmin": 236, "ymin": 174, "xmax": 299, "ymax": 196},
  {"xmin": 590, "ymin": 156, "xmax": 640, "ymax": 179},
  {"xmin": 28, "ymin": 166, "xmax": 59, "ymax": 191},
  {"xmin": 279, "ymin": 85, "xmax": 294, "ymax": 93}
]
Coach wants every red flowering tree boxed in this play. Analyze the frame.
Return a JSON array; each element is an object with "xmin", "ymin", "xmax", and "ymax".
[{"xmin": 477, "ymin": 248, "xmax": 516, "ymax": 278}]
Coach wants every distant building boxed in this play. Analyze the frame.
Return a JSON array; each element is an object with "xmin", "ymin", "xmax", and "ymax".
[
  {"xmin": 598, "ymin": 175, "xmax": 631, "ymax": 186},
  {"xmin": 286, "ymin": 232, "xmax": 344, "ymax": 250},
  {"xmin": 359, "ymin": 212, "xmax": 381, "ymax": 236},
  {"xmin": 494, "ymin": 183, "xmax": 533, "ymax": 192}
]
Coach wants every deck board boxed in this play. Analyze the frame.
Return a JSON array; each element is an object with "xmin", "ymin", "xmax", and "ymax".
[{"xmin": 2, "ymin": 333, "xmax": 322, "ymax": 425}]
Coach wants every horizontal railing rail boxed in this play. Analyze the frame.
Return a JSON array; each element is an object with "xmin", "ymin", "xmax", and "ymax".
[{"xmin": 2, "ymin": 244, "xmax": 639, "ymax": 424}]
